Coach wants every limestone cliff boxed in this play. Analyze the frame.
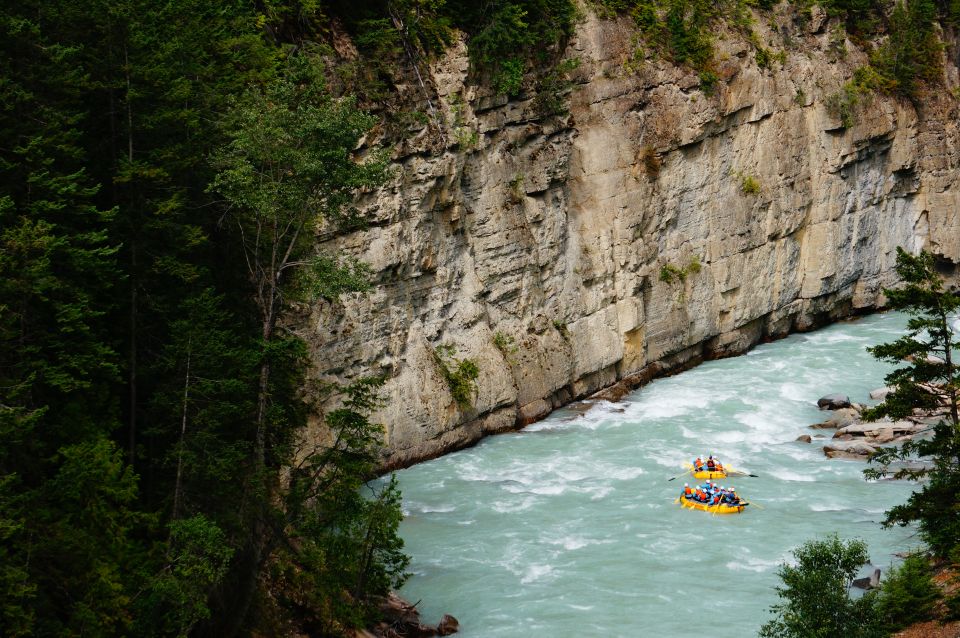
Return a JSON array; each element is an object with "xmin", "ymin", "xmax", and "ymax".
[{"xmin": 304, "ymin": 8, "xmax": 960, "ymax": 470}]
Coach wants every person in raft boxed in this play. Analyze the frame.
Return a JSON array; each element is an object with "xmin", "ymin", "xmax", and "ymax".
[
  {"xmin": 722, "ymin": 487, "xmax": 741, "ymax": 506},
  {"xmin": 705, "ymin": 456, "xmax": 726, "ymax": 473}
]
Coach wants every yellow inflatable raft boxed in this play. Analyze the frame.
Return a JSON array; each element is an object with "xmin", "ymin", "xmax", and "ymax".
[
  {"xmin": 684, "ymin": 463, "xmax": 732, "ymax": 480},
  {"xmin": 679, "ymin": 497, "xmax": 747, "ymax": 515}
]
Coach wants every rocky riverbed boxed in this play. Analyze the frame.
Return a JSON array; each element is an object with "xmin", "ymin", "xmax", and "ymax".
[{"xmin": 808, "ymin": 389, "xmax": 944, "ymax": 460}]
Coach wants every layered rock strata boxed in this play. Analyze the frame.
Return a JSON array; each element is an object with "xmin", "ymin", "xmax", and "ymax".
[{"xmin": 306, "ymin": 9, "xmax": 960, "ymax": 469}]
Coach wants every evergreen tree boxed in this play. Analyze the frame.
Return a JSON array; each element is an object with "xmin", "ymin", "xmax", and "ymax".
[
  {"xmin": 0, "ymin": 4, "xmax": 138, "ymax": 633},
  {"xmin": 864, "ymin": 248, "xmax": 960, "ymax": 558}
]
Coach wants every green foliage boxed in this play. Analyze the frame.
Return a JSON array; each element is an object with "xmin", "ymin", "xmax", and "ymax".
[
  {"xmin": 759, "ymin": 535, "xmax": 885, "ymax": 638},
  {"xmin": 740, "ymin": 173, "xmax": 761, "ymax": 195},
  {"xmin": 494, "ymin": 331, "xmax": 519, "ymax": 359},
  {"xmin": 594, "ymin": 0, "xmax": 757, "ymax": 87},
  {"xmin": 434, "ymin": 344, "xmax": 481, "ymax": 409},
  {"xmin": 824, "ymin": 68, "xmax": 879, "ymax": 128},
  {"xmin": 817, "ymin": 0, "xmax": 882, "ymax": 33},
  {"xmin": 135, "ymin": 515, "xmax": 234, "ymax": 637},
  {"xmin": 0, "ymin": 1, "xmax": 408, "ymax": 633},
  {"xmin": 278, "ymin": 377, "xmax": 409, "ymax": 632},
  {"xmin": 874, "ymin": 553, "xmax": 940, "ymax": 632},
  {"xmin": 496, "ymin": 58, "xmax": 527, "ymax": 96},
  {"xmin": 211, "ymin": 52, "xmax": 386, "ymax": 237},
  {"xmin": 863, "ymin": 248, "xmax": 960, "ymax": 559},
  {"xmin": 451, "ymin": 0, "xmax": 579, "ymax": 94},
  {"xmin": 660, "ymin": 258, "xmax": 702, "ymax": 284},
  {"xmin": 455, "ymin": 125, "xmax": 481, "ymax": 148},
  {"xmin": 868, "ymin": 0, "xmax": 942, "ymax": 99},
  {"xmin": 533, "ymin": 57, "xmax": 581, "ymax": 116}
]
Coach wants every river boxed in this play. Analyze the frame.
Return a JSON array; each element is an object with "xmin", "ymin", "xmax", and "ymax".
[{"xmin": 391, "ymin": 311, "xmax": 919, "ymax": 637}]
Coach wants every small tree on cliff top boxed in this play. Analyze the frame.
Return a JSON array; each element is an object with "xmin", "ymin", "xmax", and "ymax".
[{"xmin": 864, "ymin": 247, "xmax": 960, "ymax": 558}]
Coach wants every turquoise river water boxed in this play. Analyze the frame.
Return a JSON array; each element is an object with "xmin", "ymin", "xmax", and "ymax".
[{"xmin": 391, "ymin": 312, "xmax": 924, "ymax": 637}]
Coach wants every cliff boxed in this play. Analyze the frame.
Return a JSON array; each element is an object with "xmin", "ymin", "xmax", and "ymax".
[{"xmin": 303, "ymin": 7, "xmax": 960, "ymax": 470}]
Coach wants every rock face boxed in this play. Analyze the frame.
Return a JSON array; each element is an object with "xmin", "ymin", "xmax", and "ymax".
[{"xmin": 306, "ymin": 10, "xmax": 960, "ymax": 469}]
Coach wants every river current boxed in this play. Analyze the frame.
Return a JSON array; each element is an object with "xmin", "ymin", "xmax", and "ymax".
[{"xmin": 392, "ymin": 312, "xmax": 921, "ymax": 637}]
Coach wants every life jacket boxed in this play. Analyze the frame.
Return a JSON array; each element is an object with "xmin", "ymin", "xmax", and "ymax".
[
  {"xmin": 716, "ymin": 463, "xmax": 724, "ymax": 473},
  {"xmin": 706, "ymin": 459, "xmax": 716, "ymax": 470},
  {"xmin": 696, "ymin": 489, "xmax": 705, "ymax": 500},
  {"xmin": 684, "ymin": 486, "xmax": 692, "ymax": 496},
  {"xmin": 712, "ymin": 494, "xmax": 721, "ymax": 505}
]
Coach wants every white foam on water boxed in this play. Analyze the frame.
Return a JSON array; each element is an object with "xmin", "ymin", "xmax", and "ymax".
[
  {"xmin": 804, "ymin": 331, "xmax": 866, "ymax": 345},
  {"xmin": 776, "ymin": 470, "xmax": 816, "ymax": 482},
  {"xmin": 544, "ymin": 535, "xmax": 613, "ymax": 551},
  {"xmin": 492, "ymin": 496, "xmax": 538, "ymax": 513},
  {"xmin": 568, "ymin": 604, "xmax": 594, "ymax": 611},
  {"xmin": 726, "ymin": 556, "xmax": 780, "ymax": 573},
  {"xmin": 584, "ymin": 485, "xmax": 614, "ymax": 500},
  {"xmin": 520, "ymin": 564, "xmax": 554, "ymax": 584},
  {"xmin": 606, "ymin": 466, "xmax": 646, "ymax": 480},
  {"xmin": 809, "ymin": 503, "xmax": 846, "ymax": 512},
  {"xmin": 416, "ymin": 504, "xmax": 456, "ymax": 513},
  {"xmin": 779, "ymin": 382, "xmax": 812, "ymax": 402},
  {"xmin": 780, "ymin": 447, "xmax": 820, "ymax": 462},
  {"xmin": 713, "ymin": 429, "xmax": 749, "ymax": 444}
]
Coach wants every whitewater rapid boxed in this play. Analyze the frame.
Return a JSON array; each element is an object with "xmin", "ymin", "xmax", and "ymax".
[{"xmin": 391, "ymin": 312, "xmax": 918, "ymax": 637}]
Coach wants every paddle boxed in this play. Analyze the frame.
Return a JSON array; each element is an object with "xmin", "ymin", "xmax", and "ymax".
[
  {"xmin": 667, "ymin": 468, "xmax": 693, "ymax": 482},
  {"xmin": 741, "ymin": 500, "xmax": 764, "ymax": 510},
  {"xmin": 728, "ymin": 471, "xmax": 760, "ymax": 478}
]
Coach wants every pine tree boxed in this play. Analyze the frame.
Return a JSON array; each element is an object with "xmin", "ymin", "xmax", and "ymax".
[{"xmin": 864, "ymin": 248, "xmax": 960, "ymax": 558}]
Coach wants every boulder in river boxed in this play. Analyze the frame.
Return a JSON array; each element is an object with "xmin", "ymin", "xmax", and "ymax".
[
  {"xmin": 818, "ymin": 394, "xmax": 851, "ymax": 410},
  {"xmin": 852, "ymin": 568, "xmax": 882, "ymax": 590},
  {"xmin": 823, "ymin": 441, "xmax": 877, "ymax": 459},
  {"xmin": 438, "ymin": 615, "xmax": 460, "ymax": 635},
  {"xmin": 834, "ymin": 420, "xmax": 923, "ymax": 440},
  {"xmin": 869, "ymin": 386, "xmax": 893, "ymax": 400},
  {"xmin": 371, "ymin": 593, "xmax": 458, "ymax": 637},
  {"xmin": 795, "ymin": 434, "xmax": 812, "ymax": 443},
  {"xmin": 810, "ymin": 407, "xmax": 860, "ymax": 429}
]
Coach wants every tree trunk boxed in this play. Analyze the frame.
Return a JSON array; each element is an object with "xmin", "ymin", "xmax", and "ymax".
[
  {"xmin": 128, "ymin": 244, "xmax": 137, "ymax": 466},
  {"xmin": 171, "ymin": 342, "xmax": 192, "ymax": 522},
  {"xmin": 942, "ymin": 309, "xmax": 959, "ymax": 428},
  {"xmin": 224, "ymin": 302, "xmax": 276, "ymax": 635}
]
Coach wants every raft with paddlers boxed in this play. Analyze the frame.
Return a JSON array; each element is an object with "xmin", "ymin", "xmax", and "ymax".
[
  {"xmin": 679, "ymin": 497, "xmax": 748, "ymax": 515},
  {"xmin": 687, "ymin": 454, "xmax": 729, "ymax": 478},
  {"xmin": 680, "ymin": 454, "xmax": 758, "ymax": 480},
  {"xmin": 677, "ymin": 480, "xmax": 751, "ymax": 514},
  {"xmin": 686, "ymin": 464, "xmax": 729, "ymax": 480}
]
